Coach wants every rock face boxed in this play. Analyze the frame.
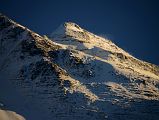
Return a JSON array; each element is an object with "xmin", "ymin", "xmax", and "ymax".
[{"xmin": 0, "ymin": 13, "xmax": 159, "ymax": 120}]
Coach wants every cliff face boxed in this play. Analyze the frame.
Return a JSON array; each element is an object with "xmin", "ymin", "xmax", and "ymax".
[{"xmin": 0, "ymin": 14, "xmax": 159, "ymax": 120}]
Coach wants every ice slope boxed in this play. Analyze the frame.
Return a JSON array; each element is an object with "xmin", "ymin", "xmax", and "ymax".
[{"xmin": 0, "ymin": 14, "xmax": 159, "ymax": 120}]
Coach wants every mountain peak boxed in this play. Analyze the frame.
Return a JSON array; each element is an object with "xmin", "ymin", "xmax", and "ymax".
[
  {"xmin": 64, "ymin": 22, "xmax": 83, "ymax": 31},
  {"xmin": 50, "ymin": 22, "xmax": 86, "ymax": 40}
]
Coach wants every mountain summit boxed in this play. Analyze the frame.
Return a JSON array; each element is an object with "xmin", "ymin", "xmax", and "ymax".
[
  {"xmin": 0, "ymin": 14, "xmax": 159, "ymax": 120},
  {"xmin": 50, "ymin": 22, "xmax": 91, "ymax": 43}
]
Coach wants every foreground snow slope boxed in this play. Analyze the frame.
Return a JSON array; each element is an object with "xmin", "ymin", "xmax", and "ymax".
[
  {"xmin": 0, "ymin": 14, "xmax": 159, "ymax": 120},
  {"xmin": 0, "ymin": 109, "xmax": 25, "ymax": 120}
]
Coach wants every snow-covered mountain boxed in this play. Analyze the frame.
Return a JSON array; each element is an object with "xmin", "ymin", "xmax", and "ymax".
[{"xmin": 0, "ymin": 13, "xmax": 159, "ymax": 120}]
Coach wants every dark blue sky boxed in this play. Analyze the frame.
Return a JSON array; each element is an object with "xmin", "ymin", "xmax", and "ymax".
[{"xmin": 0, "ymin": 0, "xmax": 159, "ymax": 65}]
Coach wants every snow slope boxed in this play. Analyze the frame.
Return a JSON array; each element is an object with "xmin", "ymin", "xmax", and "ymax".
[
  {"xmin": 0, "ymin": 14, "xmax": 159, "ymax": 120},
  {"xmin": 0, "ymin": 110, "xmax": 25, "ymax": 120}
]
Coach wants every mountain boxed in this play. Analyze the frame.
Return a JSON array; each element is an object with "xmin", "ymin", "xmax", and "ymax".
[{"xmin": 0, "ymin": 13, "xmax": 159, "ymax": 120}]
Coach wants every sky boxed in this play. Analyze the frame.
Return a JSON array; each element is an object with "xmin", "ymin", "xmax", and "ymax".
[{"xmin": 0, "ymin": 0, "xmax": 159, "ymax": 65}]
